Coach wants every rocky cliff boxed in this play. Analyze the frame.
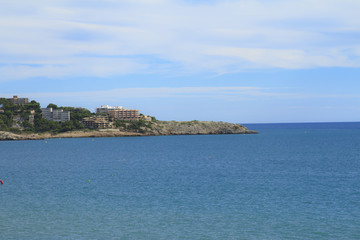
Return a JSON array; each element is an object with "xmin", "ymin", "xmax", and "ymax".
[
  {"xmin": 150, "ymin": 121, "xmax": 257, "ymax": 135},
  {"xmin": 0, "ymin": 131, "xmax": 44, "ymax": 140},
  {"xmin": 0, "ymin": 121, "xmax": 257, "ymax": 140}
]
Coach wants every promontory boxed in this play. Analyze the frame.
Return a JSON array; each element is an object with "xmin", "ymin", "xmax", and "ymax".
[
  {"xmin": 0, "ymin": 96, "xmax": 257, "ymax": 141},
  {"xmin": 0, "ymin": 120, "xmax": 257, "ymax": 141}
]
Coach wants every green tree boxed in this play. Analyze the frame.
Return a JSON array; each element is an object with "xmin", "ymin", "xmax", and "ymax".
[
  {"xmin": 24, "ymin": 101, "xmax": 41, "ymax": 111},
  {"xmin": 0, "ymin": 98, "xmax": 8, "ymax": 105},
  {"xmin": 60, "ymin": 121, "xmax": 75, "ymax": 132},
  {"xmin": 4, "ymin": 110, "xmax": 13, "ymax": 127},
  {"xmin": 47, "ymin": 103, "xmax": 58, "ymax": 109},
  {"xmin": 22, "ymin": 120, "xmax": 34, "ymax": 132},
  {"xmin": 59, "ymin": 107, "xmax": 92, "ymax": 130},
  {"xmin": 0, "ymin": 118, "xmax": 8, "ymax": 131},
  {"xmin": 34, "ymin": 113, "xmax": 61, "ymax": 133}
]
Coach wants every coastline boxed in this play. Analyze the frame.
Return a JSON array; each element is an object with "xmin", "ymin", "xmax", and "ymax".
[
  {"xmin": 0, "ymin": 129, "xmax": 258, "ymax": 141},
  {"xmin": 0, "ymin": 121, "xmax": 258, "ymax": 141}
]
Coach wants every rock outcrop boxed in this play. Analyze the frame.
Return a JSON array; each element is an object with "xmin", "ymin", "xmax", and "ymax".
[
  {"xmin": 150, "ymin": 121, "xmax": 257, "ymax": 135},
  {"xmin": 0, "ymin": 130, "xmax": 143, "ymax": 141},
  {"xmin": 0, "ymin": 131, "xmax": 44, "ymax": 140}
]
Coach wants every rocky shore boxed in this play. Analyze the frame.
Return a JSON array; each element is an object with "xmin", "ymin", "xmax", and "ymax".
[
  {"xmin": 150, "ymin": 121, "xmax": 257, "ymax": 135},
  {"xmin": 0, "ymin": 121, "xmax": 257, "ymax": 141}
]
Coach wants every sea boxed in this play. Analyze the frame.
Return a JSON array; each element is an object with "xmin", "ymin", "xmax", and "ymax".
[{"xmin": 0, "ymin": 122, "xmax": 360, "ymax": 240}]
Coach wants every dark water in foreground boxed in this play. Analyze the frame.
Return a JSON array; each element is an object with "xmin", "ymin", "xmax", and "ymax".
[{"xmin": 1, "ymin": 122, "xmax": 360, "ymax": 239}]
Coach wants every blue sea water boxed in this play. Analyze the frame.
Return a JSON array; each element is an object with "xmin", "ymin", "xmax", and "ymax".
[{"xmin": 1, "ymin": 122, "xmax": 360, "ymax": 239}]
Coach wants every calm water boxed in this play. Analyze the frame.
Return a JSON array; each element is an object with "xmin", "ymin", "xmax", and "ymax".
[{"xmin": 1, "ymin": 122, "xmax": 360, "ymax": 239}]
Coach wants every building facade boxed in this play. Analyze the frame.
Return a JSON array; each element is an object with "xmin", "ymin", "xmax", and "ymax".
[
  {"xmin": 82, "ymin": 116, "xmax": 112, "ymax": 129},
  {"xmin": 41, "ymin": 108, "xmax": 71, "ymax": 122},
  {"xmin": 7, "ymin": 96, "xmax": 29, "ymax": 106},
  {"xmin": 41, "ymin": 108, "xmax": 53, "ymax": 120},
  {"xmin": 52, "ymin": 109, "xmax": 70, "ymax": 122},
  {"xmin": 96, "ymin": 105, "xmax": 123, "ymax": 114},
  {"xmin": 108, "ymin": 109, "xmax": 140, "ymax": 121}
]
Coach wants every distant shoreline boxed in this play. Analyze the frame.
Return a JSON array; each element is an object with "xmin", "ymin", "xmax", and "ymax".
[{"xmin": 0, "ymin": 121, "xmax": 258, "ymax": 141}]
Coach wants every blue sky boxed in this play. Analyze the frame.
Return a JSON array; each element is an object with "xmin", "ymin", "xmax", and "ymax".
[{"xmin": 1, "ymin": 0, "xmax": 360, "ymax": 123}]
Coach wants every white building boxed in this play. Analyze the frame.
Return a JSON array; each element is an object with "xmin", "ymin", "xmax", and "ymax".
[
  {"xmin": 96, "ymin": 105, "xmax": 123, "ymax": 114},
  {"xmin": 41, "ymin": 108, "xmax": 70, "ymax": 122},
  {"xmin": 41, "ymin": 108, "xmax": 53, "ymax": 120}
]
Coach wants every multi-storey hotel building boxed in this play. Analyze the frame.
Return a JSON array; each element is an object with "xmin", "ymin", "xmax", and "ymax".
[
  {"xmin": 82, "ymin": 116, "xmax": 112, "ymax": 129},
  {"xmin": 41, "ymin": 108, "xmax": 70, "ymax": 122},
  {"xmin": 108, "ymin": 109, "xmax": 140, "ymax": 121},
  {"xmin": 7, "ymin": 96, "xmax": 29, "ymax": 106},
  {"xmin": 96, "ymin": 105, "xmax": 140, "ymax": 121}
]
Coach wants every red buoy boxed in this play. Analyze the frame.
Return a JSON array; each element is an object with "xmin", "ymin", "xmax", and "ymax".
[{"xmin": 0, "ymin": 180, "xmax": 4, "ymax": 184}]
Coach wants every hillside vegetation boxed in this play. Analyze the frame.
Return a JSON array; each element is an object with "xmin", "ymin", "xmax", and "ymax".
[
  {"xmin": 0, "ymin": 98, "xmax": 257, "ymax": 140},
  {"xmin": 0, "ymin": 99, "xmax": 91, "ymax": 133}
]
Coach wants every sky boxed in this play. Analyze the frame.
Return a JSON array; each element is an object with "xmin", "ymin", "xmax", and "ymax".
[{"xmin": 1, "ymin": 0, "xmax": 360, "ymax": 123}]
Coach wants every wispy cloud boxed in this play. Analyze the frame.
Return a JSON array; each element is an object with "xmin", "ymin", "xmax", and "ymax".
[
  {"xmin": 1, "ymin": 0, "xmax": 360, "ymax": 80},
  {"xmin": 22, "ymin": 86, "xmax": 262, "ymax": 100},
  {"xmin": 16, "ymin": 86, "xmax": 360, "ymax": 103}
]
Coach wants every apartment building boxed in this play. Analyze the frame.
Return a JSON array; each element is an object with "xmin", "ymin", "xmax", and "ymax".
[
  {"xmin": 96, "ymin": 105, "xmax": 123, "ymax": 114},
  {"xmin": 41, "ymin": 108, "xmax": 53, "ymax": 120},
  {"xmin": 41, "ymin": 108, "xmax": 70, "ymax": 122},
  {"xmin": 82, "ymin": 116, "xmax": 112, "ymax": 129},
  {"xmin": 108, "ymin": 109, "xmax": 140, "ymax": 121},
  {"xmin": 7, "ymin": 96, "xmax": 29, "ymax": 106},
  {"xmin": 95, "ymin": 104, "xmax": 140, "ymax": 121}
]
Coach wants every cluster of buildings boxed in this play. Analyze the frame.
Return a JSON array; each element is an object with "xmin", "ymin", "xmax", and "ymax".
[
  {"xmin": 0, "ymin": 96, "xmax": 34, "ymax": 124},
  {"xmin": 1, "ymin": 96, "xmax": 151, "ymax": 129},
  {"xmin": 82, "ymin": 116, "xmax": 112, "ymax": 129},
  {"xmin": 81, "ymin": 105, "xmax": 151, "ymax": 129},
  {"xmin": 96, "ymin": 105, "xmax": 141, "ymax": 121},
  {"xmin": 1, "ymin": 96, "xmax": 29, "ymax": 113}
]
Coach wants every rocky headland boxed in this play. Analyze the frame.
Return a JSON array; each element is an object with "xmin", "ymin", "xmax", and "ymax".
[
  {"xmin": 150, "ymin": 120, "xmax": 257, "ymax": 135},
  {"xmin": 0, "ymin": 121, "xmax": 257, "ymax": 141}
]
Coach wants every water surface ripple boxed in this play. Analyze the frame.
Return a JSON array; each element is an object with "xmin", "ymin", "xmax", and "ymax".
[{"xmin": 1, "ymin": 122, "xmax": 360, "ymax": 239}]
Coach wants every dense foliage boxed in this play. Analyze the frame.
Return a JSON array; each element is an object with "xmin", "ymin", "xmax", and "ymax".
[
  {"xmin": 0, "ymin": 98, "xmax": 42, "ymax": 132},
  {"xmin": 115, "ymin": 119, "xmax": 153, "ymax": 133},
  {"xmin": 0, "ymin": 99, "xmax": 93, "ymax": 134},
  {"xmin": 34, "ymin": 106, "xmax": 93, "ymax": 133},
  {"xmin": 1, "ymin": 99, "xmax": 156, "ymax": 134}
]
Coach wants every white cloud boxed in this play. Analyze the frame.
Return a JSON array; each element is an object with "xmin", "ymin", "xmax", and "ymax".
[
  {"xmin": 0, "ymin": 58, "xmax": 147, "ymax": 80},
  {"xmin": 16, "ymin": 86, "xmax": 360, "ymax": 102},
  {"xmin": 205, "ymin": 47, "xmax": 358, "ymax": 69},
  {"xmin": 0, "ymin": 0, "xmax": 360, "ymax": 80},
  {"xmin": 22, "ymin": 86, "xmax": 262, "ymax": 100}
]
